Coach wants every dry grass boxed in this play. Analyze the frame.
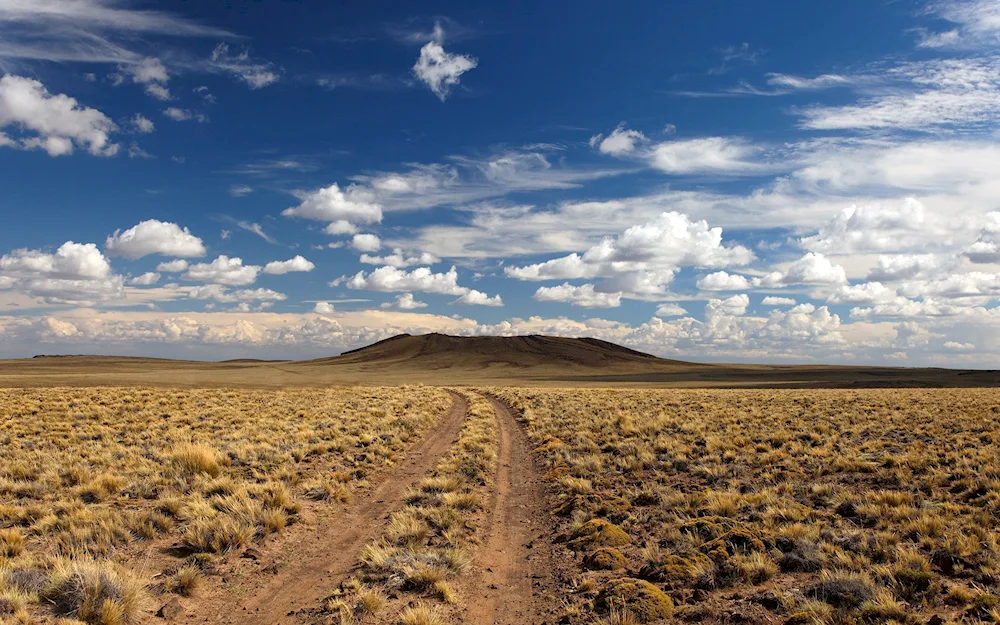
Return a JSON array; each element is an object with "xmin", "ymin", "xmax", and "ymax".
[
  {"xmin": 0, "ymin": 386, "xmax": 451, "ymax": 623},
  {"xmin": 494, "ymin": 387, "xmax": 1000, "ymax": 625},
  {"xmin": 326, "ymin": 392, "xmax": 498, "ymax": 623}
]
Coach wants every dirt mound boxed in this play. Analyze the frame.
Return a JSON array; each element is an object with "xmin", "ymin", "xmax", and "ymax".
[{"xmin": 310, "ymin": 333, "xmax": 688, "ymax": 370}]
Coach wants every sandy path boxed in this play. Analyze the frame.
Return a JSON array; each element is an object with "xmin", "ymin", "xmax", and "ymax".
[
  {"xmin": 173, "ymin": 391, "xmax": 469, "ymax": 625},
  {"xmin": 461, "ymin": 393, "xmax": 561, "ymax": 625}
]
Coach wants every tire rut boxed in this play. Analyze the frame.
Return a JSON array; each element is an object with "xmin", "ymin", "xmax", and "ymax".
[
  {"xmin": 462, "ymin": 393, "xmax": 561, "ymax": 625},
  {"xmin": 174, "ymin": 391, "xmax": 469, "ymax": 625}
]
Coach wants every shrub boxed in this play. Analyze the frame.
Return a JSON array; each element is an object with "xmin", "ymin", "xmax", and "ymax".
[
  {"xmin": 596, "ymin": 578, "xmax": 673, "ymax": 623},
  {"xmin": 42, "ymin": 560, "xmax": 143, "ymax": 625}
]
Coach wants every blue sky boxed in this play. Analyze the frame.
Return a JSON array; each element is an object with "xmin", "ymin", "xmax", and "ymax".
[{"xmin": 2, "ymin": 0, "xmax": 1000, "ymax": 365}]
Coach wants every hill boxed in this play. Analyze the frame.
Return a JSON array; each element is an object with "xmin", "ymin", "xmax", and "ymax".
[
  {"xmin": 306, "ymin": 332, "xmax": 692, "ymax": 370},
  {"xmin": 0, "ymin": 333, "xmax": 998, "ymax": 388}
]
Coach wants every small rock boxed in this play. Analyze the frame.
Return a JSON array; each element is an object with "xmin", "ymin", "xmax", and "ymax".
[
  {"xmin": 156, "ymin": 598, "xmax": 183, "ymax": 620},
  {"xmin": 242, "ymin": 548, "xmax": 262, "ymax": 560},
  {"xmin": 928, "ymin": 616, "xmax": 944, "ymax": 625}
]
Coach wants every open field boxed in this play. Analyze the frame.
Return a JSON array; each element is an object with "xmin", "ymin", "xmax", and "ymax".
[
  {"xmin": 3, "ymin": 348, "xmax": 1000, "ymax": 625},
  {"xmin": 0, "ymin": 386, "xmax": 453, "ymax": 624},
  {"xmin": 495, "ymin": 387, "xmax": 1000, "ymax": 625}
]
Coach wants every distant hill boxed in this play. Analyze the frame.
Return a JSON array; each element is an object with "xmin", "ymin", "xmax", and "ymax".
[
  {"xmin": 304, "ymin": 332, "xmax": 699, "ymax": 370},
  {"xmin": 2, "ymin": 333, "xmax": 999, "ymax": 388}
]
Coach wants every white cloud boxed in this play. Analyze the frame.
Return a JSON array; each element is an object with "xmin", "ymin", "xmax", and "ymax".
[
  {"xmin": 128, "ymin": 272, "xmax": 160, "ymax": 286},
  {"xmin": 697, "ymin": 271, "xmax": 753, "ymax": 291},
  {"xmin": 183, "ymin": 256, "xmax": 261, "ymax": 286},
  {"xmin": 0, "ymin": 0, "xmax": 232, "ymax": 65},
  {"xmin": 130, "ymin": 114, "xmax": 155, "ymax": 134},
  {"xmin": 964, "ymin": 212, "xmax": 1000, "ymax": 263},
  {"xmin": 208, "ymin": 43, "xmax": 281, "ymax": 89},
  {"xmin": 797, "ymin": 57, "xmax": 1000, "ymax": 131},
  {"xmin": 707, "ymin": 293, "xmax": 750, "ymax": 316},
  {"xmin": 325, "ymin": 220, "xmax": 360, "ymax": 236},
  {"xmin": 314, "ymin": 301, "xmax": 335, "ymax": 314},
  {"xmin": 765, "ymin": 73, "xmax": 852, "ymax": 90},
  {"xmin": 655, "ymin": 302, "xmax": 687, "ymax": 317},
  {"xmin": 156, "ymin": 259, "xmax": 189, "ymax": 273},
  {"xmin": 590, "ymin": 124, "xmax": 649, "ymax": 156},
  {"xmin": 105, "ymin": 219, "xmax": 206, "ymax": 259},
  {"xmin": 163, "ymin": 107, "xmax": 206, "ymax": 123},
  {"xmin": 1, "ymin": 241, "xmax": 111, "ymax": 279},
  {"xmin": 757, "ymin": 253, "xmax": 848, "ymax": 287},
  {"xmin": 827, "ymin": 282, "xmax": 896, "ymax": 305},
  {"xmin": 505, "ymin": 212, "xmax": 753, "ymax": 300},
  {"xmin": 345, "ymin": 265, "xmax": 467, "ymax": 295},
  {"xmin": 188, "ymin": 285, "xmax": 286, "ymax": 303},
  {"xmin": 380, "ymin": 293, "xmax": 427, "ymax": 310},
  {"xmin": 127, "ymin": 142, "xmax": 151, "ymax": 159},
  {"xmin": 454, "ymin": 290, "xmax": 503, "ymax": 307},
  {"xmin": 412, "ymin": 26, "xmax": 477, "ymax": 101},
  {"xmin": 919, "ymin": 0, "xmax": 1000, "ymax": 49},
  {"xmin": 229, "ymin": 184, "xmax": 253, "ymax": 197},
  {"xmin": 263, "ymin": 256, "xmax": 315, "ymax": 275},
  {"xmin": 114, "ymin": 57, "xmax": 171, "ymax": 100},
  {"xmin": 351, "ymin": 233, "xmax": 382, "ymax": 252},
  {"xmin": 762, "ymin": 296, "xmax": 796, "ymax": 306},
  {"xmin": 800, "ymin": 199, "xmax": 950, "ymax": 253},
  {"xmin": 360, "ymin": 249, "xmax": 440, "ymax": 268},
  {"xmin": 650, "ymin": 137, "xmax": 760, "ymax": 174},
  {"xmin": 0, "ymin": 241, "xmax": 123, "ymax": 305},
  {"xmin": 0, "ymin": 75, "xmax": 118, "ymax": 156},
  {"xmin": 282, "ymin": 183, "xmax": 383, "ymax": 229},
  {"xmin": 533, "ymin": 283, "xmax": 622, "ymax": 308},
  {"xmin": 867, "ymin": 254, "xmax": 947, "ymax": 282}
]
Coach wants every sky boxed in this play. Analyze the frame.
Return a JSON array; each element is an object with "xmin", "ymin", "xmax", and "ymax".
[{"xmin": 1, "ymin": 0, "xmax": 1000, "ymax": 366}]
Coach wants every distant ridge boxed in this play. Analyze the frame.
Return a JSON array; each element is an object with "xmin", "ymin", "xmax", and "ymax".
[{"xmin": 312, "ymin": 332, "xmax": 694, "ymax": 370}]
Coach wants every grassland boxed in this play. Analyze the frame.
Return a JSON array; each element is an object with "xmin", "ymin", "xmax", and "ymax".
[
  {"xmin": 0, "ymin": 386, "xmax": 451, "ymax": 624},
  {"xmin": 495, "ymin": 388, "xmax": 1000, "ymax": 625}
]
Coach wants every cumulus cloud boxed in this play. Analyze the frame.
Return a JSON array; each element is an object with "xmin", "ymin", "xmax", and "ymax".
[
  {"xmin": 282, "ymin": 183, "xmax": 383, "ymax": 230},
  {"xmin": 762, "ymin": 296, "xmax": 796, "ymax": 306},
  {"xmin": 351, "ymin": 233, "xmax": 382, "ymax": 252},
  {"xmin": 827, "ymin": 282, "xmax": 897, "ymax": 305},
  {"xmin": 707, "ymin": 294, "xmax": 750, "ymax": 316},
  {"xmin": 128, "ymin": 272, "xmax": 160, "ymax": 286},
  {"xmin": 964, "ymin": 212, "xmax": 1000, "ymax": 263},
  {"xmin": 156, "ymin": 259, "xmax": 189, "ymax": 273},
  {"xmin": 800, "ymin": 199, "xmax": 950, "ymax": 254},
  {"xmin": 188, "ymin": 285, "xmax": 286, "ymax": 303},
  {"xmin": 505, "ymin": 212, "xmax": 753, "ymax": 300},
  {"xmin": 0, "ymin": 75, "xmax": 118, "ymax": 156},
  {"xmin": 313, "ymin": 301, "xmax": 335, "ymax": 314},
  {"xmin": 360, "ymin": 249, "xmax": 440, "ymax": 268},
  {"xmin": 589, "ymin": 124, "xmax": 649, "ymax": 156},
  {"xmin": 655, "ymin": 302, "xmax": 687, "ymax": 317},
  {"xmin": 380, "ymin": 293, "xmax": 427, "ymax": 310},
  {"xmin": 757, "ymin": 253, "xmax": 848, "ymax": 287},
  {"xmin": 697, "ymin": 271, "xmax": 753, "ymax": 291},
  {"xmin": 105, "ymin": 220, "xmax": 206, "ymax": 259},
  {"xmin": 867, "ymin": 254, "xmax": 947, "ymax": 282},
  {"xmin": 208, "ymin": 43, "xmax": 281, "ymax": 89},
  {"xmin": 0, "ymin": 241, "xmax": 123, "ymax": 305},
  {"xmin": 345, "ymin": 265, "xmax": 467, "ymax": 295},
  {"xmin": 412, "ymin": 24, "xmax": 477, "ymax": 101},
  {"xmin": 183, "ymin": 256, "xmax": 261, "ymax": 286},
  {"xmin": 533, "ymin": 283, "xmax": 622, "ymax": 308},
  {"xmin": 263, "ymin": 256, "xmax": 315, "ymax": 275},
  {"xmin": 454, "ymin": 290, "xmax": 503, "ymax": 307}
]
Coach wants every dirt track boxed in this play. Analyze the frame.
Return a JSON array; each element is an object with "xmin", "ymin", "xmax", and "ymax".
[
  {"xmin": 460, "ymin": 394, "xmax": 561, "ymax": 625},
  {"xmin": 173, "ymin": 392, "xmax": 469, "ymax": 625}
]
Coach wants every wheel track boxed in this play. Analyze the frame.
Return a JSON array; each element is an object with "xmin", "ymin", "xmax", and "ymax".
[
  {"xmin": 462, "ymin": 393, "xmax": 561, "ymax": 625},
  {"xmin": 172, "ymin": 391, "xmax": 469, "ymax": 625}
]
